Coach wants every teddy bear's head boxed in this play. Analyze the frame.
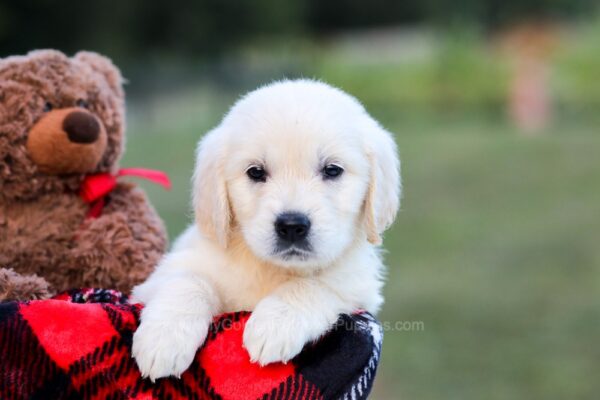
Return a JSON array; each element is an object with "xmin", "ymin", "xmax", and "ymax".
[{"xmin": 0, "ymin": 50, "xmax": 125, "ymax": 202}]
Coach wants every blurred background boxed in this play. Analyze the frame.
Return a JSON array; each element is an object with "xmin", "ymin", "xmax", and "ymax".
[{"xmin": 2, "ymin": 1, "xmax": 599, "ymax": 398}]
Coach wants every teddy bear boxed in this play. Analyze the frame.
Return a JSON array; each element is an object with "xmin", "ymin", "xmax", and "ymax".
[{"xmin": 0, "ymin": 50, "xmax": 168, "ymax": 301}]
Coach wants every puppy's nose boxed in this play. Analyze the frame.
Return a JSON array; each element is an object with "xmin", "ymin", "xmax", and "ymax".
[
  {"xmin": 63, "ymin": 111, "xmax": 101, "ymax": 144},
  {"xmin": 275, "ymin": 212, "xmax": 311, "ymax": 243}
]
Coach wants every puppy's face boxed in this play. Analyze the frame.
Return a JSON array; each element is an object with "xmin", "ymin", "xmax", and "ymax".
[
  {"xmin": 226, "ymin": 114, "xmax": 370, "ymax": 269},
  {"xmin": 194, "ymin": 81, "xmax": 400, "ymax": 270}
]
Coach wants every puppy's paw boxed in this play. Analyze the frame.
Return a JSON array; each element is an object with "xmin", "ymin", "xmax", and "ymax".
[
  {"xmin": 132, "ymin": 314, "xmax": 211, "ymax": 381},
  {"xmin": 243, "ymin": 297, "xmax": 331, "ymax": 366}
]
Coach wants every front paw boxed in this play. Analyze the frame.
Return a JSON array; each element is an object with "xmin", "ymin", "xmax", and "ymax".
[
  {"xmin": 243, "ymin": 298, "xmax": 331, "ymax": 366},
  {"xmin": 132, "ymin": 315, "xmax": 210, "ymax": 381}
]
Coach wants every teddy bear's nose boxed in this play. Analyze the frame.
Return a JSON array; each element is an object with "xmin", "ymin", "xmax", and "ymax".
[{"xmin": 63, "ymin": 111, "xmax": 101, "ymax": 144}]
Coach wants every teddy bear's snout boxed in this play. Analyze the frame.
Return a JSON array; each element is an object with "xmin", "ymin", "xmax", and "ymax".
[
  {"xmin": 26, "ymin": 107, "xmax": 108, "ymax": 175},
  {"xmin": 63, "ymin": 111, "xmax": 101, "ymax": 144}
]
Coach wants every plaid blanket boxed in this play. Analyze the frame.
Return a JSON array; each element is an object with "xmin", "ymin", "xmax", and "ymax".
[{"xmin": 0, "ymin": 289, "xmax": 382, "ymax": 400}]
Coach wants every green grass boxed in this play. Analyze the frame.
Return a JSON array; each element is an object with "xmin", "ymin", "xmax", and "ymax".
[{"xmin": 374, "ymin": 125, "xmax": 600, "ymax": 400}]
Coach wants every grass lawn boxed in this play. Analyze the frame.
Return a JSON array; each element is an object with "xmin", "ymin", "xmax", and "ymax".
[{"xmin": 122, "ymin": 84, "xmax": 599, "ymax": 399}]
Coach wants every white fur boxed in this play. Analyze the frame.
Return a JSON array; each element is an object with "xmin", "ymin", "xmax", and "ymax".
[{"xmin": 132, "ymin": 79, "xmax": 401, "ymax": 381}]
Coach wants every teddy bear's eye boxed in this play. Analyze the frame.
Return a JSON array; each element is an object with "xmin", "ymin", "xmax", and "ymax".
[
  {"xmin": 76, "ymin": 99, "xmax": 89, "ymax": 109},
  {"xmin": 43, "ymin": 102, "xmax": 53, "ymax": 112}
]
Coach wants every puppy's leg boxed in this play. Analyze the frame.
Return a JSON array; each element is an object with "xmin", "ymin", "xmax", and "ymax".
[
  {"xmin": 243, "ymin": 278, "xmax": 349, "ymax": 365},
  {"xmin": 132, "ymin": 272, "xmax": 219, "ymax": 381}
]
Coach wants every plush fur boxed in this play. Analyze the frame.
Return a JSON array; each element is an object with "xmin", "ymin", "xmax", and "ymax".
[
  {"xmin": 0, "ymin": 50, "xmax": 167, "ymax": 301},
  {"xmin": 132, "ymin": 80, "xmax": 401, "ymax": 381}
]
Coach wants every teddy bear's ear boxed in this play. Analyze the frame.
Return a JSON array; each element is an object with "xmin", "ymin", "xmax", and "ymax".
[{"xmin": 74, "ymin": 51, "xmax": 124, "ymax": 98}]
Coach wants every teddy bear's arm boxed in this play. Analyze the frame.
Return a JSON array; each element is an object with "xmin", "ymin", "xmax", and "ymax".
[
  {"xmin": 70, "ymin": 182, "xmax": 168, "ymax": 293},
  {"xmin": 0, "ymin": 268, "xmax": 52, "ymax": 302}
]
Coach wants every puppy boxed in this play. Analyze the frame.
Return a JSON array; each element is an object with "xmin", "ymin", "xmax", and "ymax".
[{"xmin": 132, "ymin": 79, "xmax": 401, "ymax": 381}]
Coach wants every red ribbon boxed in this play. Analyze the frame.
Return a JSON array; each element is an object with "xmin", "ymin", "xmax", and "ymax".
[{"xmin": 79, "ymin": 168, "xmax": 171, "ymax": 219}]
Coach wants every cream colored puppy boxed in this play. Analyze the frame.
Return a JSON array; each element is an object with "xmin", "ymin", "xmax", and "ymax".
[{"xmin": 131, "ymin": 79, "xmax": 401, "ymax": 381}]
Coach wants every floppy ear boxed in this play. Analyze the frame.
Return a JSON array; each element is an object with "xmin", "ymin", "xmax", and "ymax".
[
  {"xmin": 193, "ymin": 128, "xmax": 231, "ymax": 248},
  {"xmin": 362, "ymin": 119, "xmax": 401, "ymax": 245}
]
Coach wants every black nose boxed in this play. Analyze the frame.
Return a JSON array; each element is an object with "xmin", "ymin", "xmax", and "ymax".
[
  {"xmin": 63, "ymin": 111, "xmax": 100, "ymax": 144},
  {"xmin": 275, "ymin": 212, "xmax": 311, "ymax": 243}
]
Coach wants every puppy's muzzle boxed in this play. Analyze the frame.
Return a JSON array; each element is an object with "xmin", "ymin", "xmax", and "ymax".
[{"xmin": 275, "ymin": 212, "xmax": 311, "ymax": 244}]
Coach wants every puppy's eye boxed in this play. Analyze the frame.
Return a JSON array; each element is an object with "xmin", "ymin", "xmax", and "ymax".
[
  {"xmin": 43, "ymin": 102, "xmax": 53, "ymax": 112},
  {"xmin": 246, "ymin": 166, "xmax": 267, "ymax": 182},
  {"xmin": 323, "ymin": 164, "xmax": 344, "ymax": 179},
  {"xmin": 76, "ymin": 99, "xmax": 89, "ymax": 109}
]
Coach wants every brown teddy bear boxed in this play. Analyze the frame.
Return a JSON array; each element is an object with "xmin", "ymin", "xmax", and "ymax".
[{"xmin": 0, "ymin": 50, "xmax": 168, "ymax": 301}]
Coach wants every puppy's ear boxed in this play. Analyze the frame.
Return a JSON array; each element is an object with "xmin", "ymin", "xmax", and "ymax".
[
  {"xmin": 362, "ymin": 119, "xmax": 401, "ymax": 245},
  {"xmin": 193, "ymin": 128, "xmax": 231, "ymax": 248}
]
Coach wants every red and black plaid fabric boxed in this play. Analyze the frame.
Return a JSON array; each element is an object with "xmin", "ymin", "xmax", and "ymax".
[{"xmin": 0, "ymin": 289, "xmax": 382, "ymax": 400}]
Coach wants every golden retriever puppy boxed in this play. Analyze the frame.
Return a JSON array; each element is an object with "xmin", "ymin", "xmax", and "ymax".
[{"xmin": 131, "ymin": 79, "xmax": 401, "ymax": 380}]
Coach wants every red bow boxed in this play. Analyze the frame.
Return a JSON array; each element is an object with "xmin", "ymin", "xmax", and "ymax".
[{"xmin": 79, "ymin": 168, "xmax": 171, "ymax": 219}]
